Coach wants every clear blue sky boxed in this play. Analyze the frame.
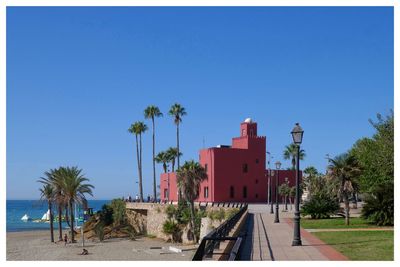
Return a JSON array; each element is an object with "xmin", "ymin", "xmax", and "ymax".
[{"xmin": 7, "ymin": 7, "xmax": 393, "ymax": 200}]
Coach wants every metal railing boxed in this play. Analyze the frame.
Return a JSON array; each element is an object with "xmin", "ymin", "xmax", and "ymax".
[{"xmin": 192, "ymin": 204, "xmax": 248, "ymax": 261}]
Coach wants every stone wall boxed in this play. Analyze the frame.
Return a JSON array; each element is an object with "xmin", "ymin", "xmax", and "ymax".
[{"xmin": 125, "ymin": 202, "xmax": 239, "ymax": 244}]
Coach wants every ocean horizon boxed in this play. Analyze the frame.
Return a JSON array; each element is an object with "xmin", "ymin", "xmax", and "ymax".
[{"xmin": 6, "ymin": 199, "xmax": 110, "ymax": 232}]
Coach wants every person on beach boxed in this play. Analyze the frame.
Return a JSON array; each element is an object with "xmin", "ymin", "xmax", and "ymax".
[
  {"xmin": 135, "ymin": 194, "xmax": 139, "ymax": 202},
  {"xmin": 64, "ymin": 234, "xmax": 68, "ymax": 246},
  {"xmin": 81, "ymin": 249, "xmax": 88, "ymax": 255},
  {"xmin": 147, "ymin": 195, "xmax": 150, "ymax": 202}
]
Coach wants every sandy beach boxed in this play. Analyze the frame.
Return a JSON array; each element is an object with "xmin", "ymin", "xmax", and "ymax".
[{"xmin": 7, "ymin": 230, "xmax": 196, "ymax": 261}]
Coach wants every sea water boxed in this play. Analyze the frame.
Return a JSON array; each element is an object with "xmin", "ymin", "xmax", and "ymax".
[{"xmin": 6, "ymin": 200, "xmax": 110, "ymax": 232}]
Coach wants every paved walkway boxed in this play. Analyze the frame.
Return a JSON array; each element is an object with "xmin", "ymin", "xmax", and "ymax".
[{"xmin": 240, "ymin": 204, "xmax": 348, "ymax": 261}]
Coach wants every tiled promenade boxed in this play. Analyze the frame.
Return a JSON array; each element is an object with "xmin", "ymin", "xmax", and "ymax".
[{"xmin": 240, "ymin": 204, "xmax": 348, "ymax": 261}]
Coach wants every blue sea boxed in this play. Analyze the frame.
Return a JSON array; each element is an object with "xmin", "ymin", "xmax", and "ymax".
[{"xmin": 6, "ymin": 200, "xmax": 110, "ymax": 232}]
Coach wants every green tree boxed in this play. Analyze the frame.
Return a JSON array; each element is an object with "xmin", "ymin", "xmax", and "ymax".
[
  {"xmin": 168, "ymin": 103, "xmax": 186, "ymax": 169},
  {"xmin": 350, "ymin": 111, "xmax": 394, "ymax": 193},
  {"xmin": 327, "ymin": 154, "xmax": 361, "ymax": 225},
  {"xmin": 58, "ymin": 166, "xmax": 94, "ymax": 242},
  {"xmin": 38, "ymin": 168, "xmax": 65, "ymax": 241},
  {"xmin": 283, "ymin": 143, "xmax": 306, "ymax": 170},
  {"xmin": 144, "ymin": 105, "xmax": 163, "ymax": 201},
  {"xmin": 166, "ymin": 147, "xmax": 182, "ymax": 172},
  {"xmin": 155, "ymin": 151, "xmax": 170, "ymax": 173},
  {"xmin": 176, "ymin": 160, "xmax": 207, "ymax": 243},
  {"xmin": 278, "ymin": 178, "xmax": 290, "ymax": 211},
  {"xmin": 39, "ymin": 184, "xmax": 55, "ymax": 242},
  {"xmin": 128, "ymin": 121, "xmax": 148, "ymax": 201}
]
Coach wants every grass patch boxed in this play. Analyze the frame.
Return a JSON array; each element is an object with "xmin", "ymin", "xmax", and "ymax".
[
  {"xmin": 301, "ymin": 217, "xmax": 379, "ymax": 229},
  {"xmin": 314, "ymin": 231, "xmax": 393, "ymax": 261}
]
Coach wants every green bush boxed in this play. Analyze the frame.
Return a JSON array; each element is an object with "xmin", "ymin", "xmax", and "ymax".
[
  {"xmin": 98, "ymin": 204, "xmax": 113, "ymax": 226},
  {"xmin": 301, "ymin": 194, "xmax": 340, "ymax": 219},
  {"xmin": 208, "ymin": 208, "xmax": 226, "ymax": 221},
  {"xmin": 94, "ymin": 222, "xmax": 105, "ymax": 241},
  {"xmin": 225, "ymin": 208, "xmax": 239, "ymax": 220},
  {"xmin": 162, "ymin": 219, "xmax": 181, "ymax": 242},
  {"xmin": 361, "ymin": 182, "xmax": 394, "ymax": 226},
  {"xmin": 110, "ymin": 199, "xmax": 126, "ymax": 226},
  {"xmin": 165, "ymin": 205, "xmax": 176, "ymax": 219}
]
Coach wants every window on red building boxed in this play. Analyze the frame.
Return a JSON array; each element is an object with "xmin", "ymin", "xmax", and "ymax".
[
  {"xmin": 255, "ymin": 158, "xmax": 259, "ymax": 164},
  {"xmin": 205, "ymin": 164, "xmax": 208, "ymax": 173},
  {"xmin": 243, "ymin": 186, "xmax": 247, "ymax": 198},
  {"xmin": 242, "ymin": 129, "xmax": 245, "ymax": 136},
  {"xmin": 250, "ymin": 129, "xmax": 254, "ymax": 136},
  {"xmin": 164, "ymin": 189, "xmax": 168, "ymax": 198},
  {"xmin": 242, "ymin": 163, "xmax": 248, "ymax": 173},
  {"xmin": 255, "ymin": 179, "xmax": 258, "ymax": 184},
  {"xmin": 230, "ymin": 186, "xmax": 234, "ymax": 198},
  {"xmin": 204, "ymin": 187, "xmax": 209, "ymax": 198}
]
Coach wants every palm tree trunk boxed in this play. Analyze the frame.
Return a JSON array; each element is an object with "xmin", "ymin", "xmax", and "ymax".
[
  {"xmin": 285, "ymin": 196, "xmax": 288, "ymax": 211},
  {"xmin": 344, "ymin": 195, "xmax": 350, "ymax": 226},
  {"xmin": 177, "ymin": 123, "xmax": 182, "ymax": 202},
  {"xmin": 135, "ymin": 134, "xmax": 141, "ymax": 201},
  {"xmin": 152, "ymin": 117, "xmax": 157, "ymax": 201},
  {"xmin": 65, "ymin": 205, "xmax": 70, "ymax": 227},
  {"xmin": 139, "ymin": 133, "xmax": 144, "ymax": 202},
  {"xmin": 58, "ymin": 204, "xmax": 63, "ymax": 241},
  {"xmin": 48, "ymin": 201, "xmax": 54, "ymax": 242},
  {"xmin": 172, "ymin": 159, "xmax": 175, "ymax": 172},
  {"xmin": 190, "ymin": 201, "xmax": 197, "ymax": 243},
  {"xmin": 177, "ymin": 123, "xmax": 180, "ymax": 168},
  {"xmin": 70, "ymin": 201, "xmax": 75, "ymax": 242}
]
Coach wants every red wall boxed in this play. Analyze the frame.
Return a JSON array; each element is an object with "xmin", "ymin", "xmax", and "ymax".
[{"xmin": 159, "ymin": 121, "xmax": 301, "ymax": 203}]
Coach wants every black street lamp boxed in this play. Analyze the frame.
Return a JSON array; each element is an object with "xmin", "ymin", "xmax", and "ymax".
[
  {"xmin": 291, "ymin": 123, "xmax": 304, "ymax": 246},
  {"xmin": 270, "ymin": 170, "xmax": 275, "ymax": 214},
  {"xmin": 274, "ymin": 161, "xmax": 281, "ymax": 223}
]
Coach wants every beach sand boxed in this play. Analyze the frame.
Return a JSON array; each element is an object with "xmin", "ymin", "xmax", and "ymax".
[{"xmin": 7, "ymin": 230, "xmax": 196, "ymax": 261}]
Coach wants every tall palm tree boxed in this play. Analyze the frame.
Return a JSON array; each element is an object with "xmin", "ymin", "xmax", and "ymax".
[
  {"xmin": 168, "ymin": 103, "xmax": 186, "ymax": 169},
  {"xmin": 38, "ymin": 168, "xmax": 65, "ymax": 241},
  {"xmin": 176, "ymin": 160, "xmax": 207, "ymax": 243},
  {"xmin": 59, "ymin": 166, "xmax": 94, "ymax": 242},
  {"xmin": 283, "ymin": 143, "xmax": 306, "ymax": 170},
  {"xmin": 144, "ymin": 105, "xmax": 163, "ymax": 201},
  {"xmin": 128, "ymin": 121, "xmax": 148, "ymax": 202},
  {"xmin": 328, "ymin": 153, "xmax": 361, "ymax": 225},
  {"xmin": 39, "ymin": 184, "xmax": 55, "ymax": 242},
  {"xmin": 155, "ymin": 151, "xmax": 170, "ymax": 173},
  {"xmin": 166, "ymin": 147, "xmax": 182, "ymax": 172}
]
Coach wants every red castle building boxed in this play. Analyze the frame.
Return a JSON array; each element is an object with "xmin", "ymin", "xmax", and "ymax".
[{"xmin": 160, "ymin": 118, "xmax": 299, "ymax": 203}]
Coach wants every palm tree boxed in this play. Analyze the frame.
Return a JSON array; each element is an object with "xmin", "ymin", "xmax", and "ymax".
[
  {"xmin": 144, "ymin": 105, "xmax": 163, "ymax": 201},
  {"xmin": 38, "ymin": 168, "xmax": 65, "ymax": 241},
  {"xmin": 128, "ymin": 121, "xmax": 148, "ymax": 202},
  {"xmin": 155, "ymin": 151, "xmax": 170, "ymax": 173},
  {"xmin": 39, "ymin": 184, "xmax": 55, "ymax": 242},
  {"xmin": 168, "ymin": 103, "xmax": 186, "ymax": 169},
  {"xmin": 283, "ymin": 143, "xmax": 306, "ymax": 170},
  {"xmin": 166, "ymin": 147, "xmax": 182, "ymax": 172},
  {"xmin": 59, "ymin": 166, "xmax": 94, "ymax": 242},
  {"xmin": 328, "ymin": 154, "xmax": 361, "ymax": 225},
  {"xmin": 176, "ymin": 160, "xmax": 207, "ymax": 243}
]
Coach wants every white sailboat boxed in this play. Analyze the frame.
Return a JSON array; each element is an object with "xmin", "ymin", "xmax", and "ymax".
[
  {"xmin": 41, "ymin": 210, "xmax": 50, "ymax": 221},
  {"xmin": 21, "ymin": 214, "xmax": 31, "ymax": 221}
]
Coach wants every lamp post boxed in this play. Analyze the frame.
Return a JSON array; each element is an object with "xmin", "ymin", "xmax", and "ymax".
[
  {"xmin": 274, "ymin": 161, "xmax": 281, "ymax": 223},
  {"xmin": 291, "ymin": 123, "xmax": 304, "ymax": 246},
  {"xmin": 266, "ymin": 152, "xmax": 270, "ymax": 205},
  {"xmin": 270, "ymin": 170, "xmax": 275, "ymax": 214}
]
